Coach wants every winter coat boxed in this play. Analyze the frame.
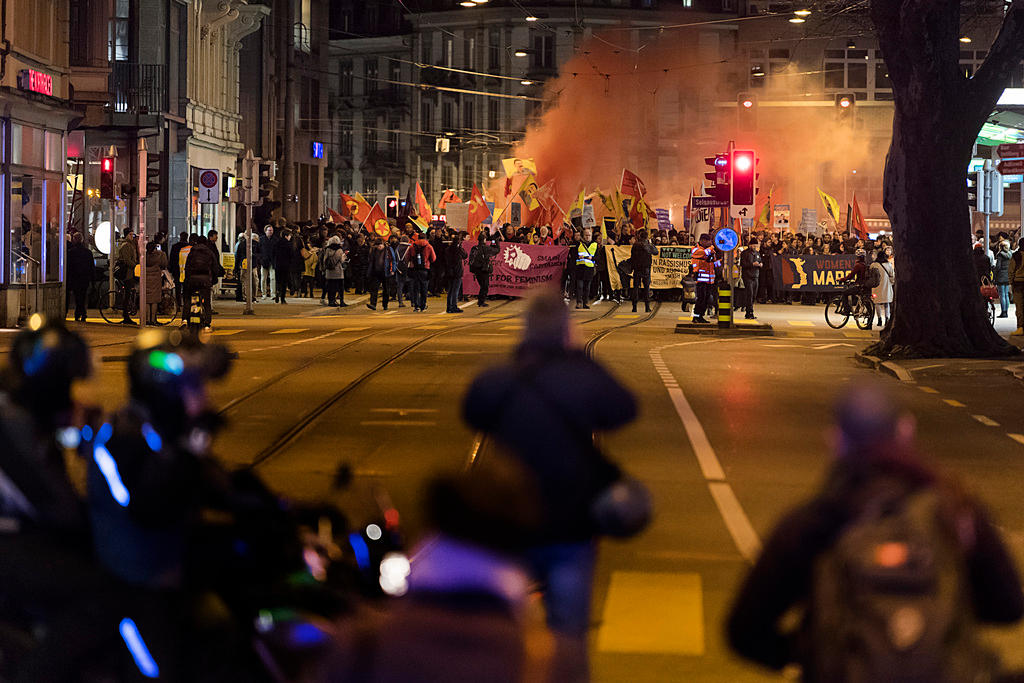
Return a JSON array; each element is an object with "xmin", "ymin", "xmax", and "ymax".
[
  {"xmin": 323, "ymin": 244, "xmax": 347, "ymax": 280},
  {"xmin": 66, "ymin": 242, "xmax": 95, "ymax": 289},
  {"xmin": 630, "ymin": 240, "xmax": 658, "ymax": 274},
  {"xmin": 444, "ymin": 242, "xmax": 468, "ymax": 279},
  {"xmin": 469, "ymin": 242, "xmax": 499, "ymax": 275},
  {"xmin": 366, "ymin": 245, "xmax": 398, "ymax": 279},
  {"xmin": 303, "ymin": 247, "xmax": 319, "ymax": 278},
  {"xmin": 406, "ymin": 239, "xmax": 437, "ymax": 271},
  {"xmin": 741, "ymin": 247, "xmax": 763, "ymax": 279},
  {"xmin": 869, "ymin": 261, "xmax": 894, "ymax": 304},
  {"xmin": 994, "ymin": 245, "xmax": 1013, "ymax": 285},
  {"xmin": 1013, "ymin": 250, "xmax": 1024, "ymax": 287},
  {"xmin": 184, "ymin": 242, "xmax": 216, "ymax": 288},
  {"xmin": 261, "ymin": 235, "xmax": 277, "ymax": 267},
  {"xmin": 144, "ymin": 249, "xmax": 168, "ymax": 300},
  {"xmin": 974, "ymin": 249, "xmax": 992, "ymax": 282},
  {"xmin": 462, "ymin": 345, "xmax": 637, "ymax": 544},
  {"xmin": 273, "ymin": 237, "xmax": 293, "ymax": 272}
]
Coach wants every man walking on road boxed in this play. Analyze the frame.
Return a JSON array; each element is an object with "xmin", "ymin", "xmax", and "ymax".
[
  {"xmin": 691, "ymin": 233, "xmax": 718, "ymax": 323},
  {"xmin": 463, "ymin": 289, "xmax": 638, "ymax": 645},
  {"xmin": 406, "ymin": 232, "xmax": 436, "ymax": 312},
  {"xmin": 468, "ymin": 233, "xmax": 499, "ymax": 307},
  {"xmin": 629, "ymin": 229, "xmax": 657, "ymax": 313},
  {"xmin": 740, "ymin": 238, "xmax": 762, "ymax": 320},
  {"xmin": 574, "ymin": 228, "xmax": 598, "ymax": 310},
  {"xmin": 444, "ymin": 235, "xmax": 468, "ymax": 314},
  {"xmin": 365, "ymin": 237, "xmax": 397, "ymax": 311}
]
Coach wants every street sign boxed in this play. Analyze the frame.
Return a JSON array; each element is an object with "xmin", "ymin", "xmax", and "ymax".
[
  {"xmin": 198, "ymin": 169, "xmax": 221, "ymax": 204},
  {"xmin": 691, "ymin": 195, "xmax": 729, "ymax": 209},
  {"xmin": 714, "ymin": 227, "xmax": 739, "ymax": 251},
  {"xmin": 773, "ymin": 204, "xmax": 790, "ymax": 229},
  {"xmin": 996, "ymin": 158, "xmax": 1024, "ymax": 175},
  {"xmin": 996, "ymin": 143, "xmax": 1024, "ymax": 158}
]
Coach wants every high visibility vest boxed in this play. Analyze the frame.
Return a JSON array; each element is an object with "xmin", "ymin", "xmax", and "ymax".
[
  {"xmin": 178, "ymin": 246, "xmax": 191, "ymax": 283},
  {"xmin": 692, "ymin": 245, "xmax": 717, "ymax": 283},
  {"xmin": 576, "ymin": 241, "xmax": 597, "ymax": 268}
]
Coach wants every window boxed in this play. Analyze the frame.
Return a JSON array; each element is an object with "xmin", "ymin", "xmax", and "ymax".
[
  {"xmin": 300, "ymin": 76, "xmax": 312, "ymax": 130},
  {"xmin": 847, "ymin": 62, "xmax": 867, "ymax": 89},
  {"xmin": 44, "ymin": 179, "xmax": 60, "ymax": 282},
  {"xmin": 44, "ymin": 131, "xmax": 61, "ymax": 171},
  {"xmin": 874, "ymin": 62, "xmax": 891, "ymax": 90},
  {"xmin": 532, "ymin": 34, "xmax": 554, "ymax": 69},
  {"xmin": 442, "ymin": 164, "xmax": 455, "ymax": 190},
  {"xmin": 11, "ymin": 175, "xmax": 42, "ymax": 284},
  {"xmin": 445, "ymin": 38, "xmax": 453, "ymax": 68},
  {"xmin": 389, "ymin": 62, "xmax": 401, "ymax": 93},
  {"xmin": 463, "ymin": 98, "xmax": 474, "ymax": 129},
  {"xmin": 489, "ymin": 29, "xmax": 501, "ymax": 70},
  {"xmin": 488, "ymin": 99, "xmax": 499, "ymax": 131},
  {"xmin": 466, "ymin": 36, "xmax": 475, "ymax": 70},
  {"xmin": 340, "ymin": 61, "xmax": 353, "ymax": 96},
  {"xmin": 12, "ymin": 124, "xmax": 43, "ymax": 168},
  {"xmin": 442, "ymin": 98, "xmax": 455, "ymax": 129},
  {"xmin": 422, "ymin": 37, "xmax": 433, "ymax": 65},
  {"xmin": 824, "ymin": 62, "xmax": 845, "ymax": 89},
  {"xmin": 768, "ymin": 48, "xmax": 790, "ymax": 59},
  {"xmin": 340, "ymin": 118, "xmax": 353, "ymax": 155},
  {"xmin": 421, "ymin": 98, "xmax": 433, "ymax": 130},
  {"xmin": 388, "ymin": 119, "xmax": 399, "ymax": 161},
  {"xmin": 366, "ymin": 125, "xmax": 378, "ymax": 155},
  {"xmin": 364, "ymin": 58, "xmax": 378, "ymax": 94},
  {"xmin": 108, "ymin": 0, "xmax": 129, "ymax": 62},
  {"xmin": 295, "ymin": 0, "xmax": 311, "ymax": 53}
]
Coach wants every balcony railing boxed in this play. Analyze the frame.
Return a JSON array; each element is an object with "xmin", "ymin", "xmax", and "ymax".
[{"xmin": 109, "ymin": 62, "xmax": 166, "ymax": 114}]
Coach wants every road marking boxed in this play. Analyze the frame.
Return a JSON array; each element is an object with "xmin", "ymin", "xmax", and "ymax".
[
  {"xmin": 270, "ymin": 328, "xmax": 308, "ymax": 334},
  {"xmin": 1009, "ymin": 434, "xmax": 1024, "ymax": 446},
  {"xmin": 614, "ymin": 314, "xmax": 641, "ymax": 319},
  {"xmin": 211, "ymin": 330, "xmax": 242, "ymax": 336},
  {"xmin": 787, "ymin": 320, "xmax": 814, "ymax": 327},
  {"xmin": 415, "ymin": 325, "xmax": 448, "ymax": 330},
  {"xmin": 500, "ymin": 325, "xmax": 524, "ymax": 330},
  {"xmin": 813, "ymin": 343, "xmax": 854, "ymax": 349},
  {"xmin": 913, "ymin": 363, "xmax": 945, "ymax": 371},
  {"xmin": 664, "ymin": 386, "xmax": 726, "ymax": 481},
  {"xmin": 842, "ymin": 330, "xmax": 872, "ymax": 338},
  {"xmin": 972, "ymin": 415, "xmax": 1000, "ymax": 427},
  {"xmin": 470, "ymin": 333, "xmax": 507, "ymax": 337},
  {"xmin": 943, "ymin": 399, "xmax": 966, "ymax": 408},
  {"xmin": 370, "ymin": 408, "xmax": 439, "ymax": 414},
  {"xmin": 708, "ymin": 482, "xmax": 763, "ymax": 562},
  {"xmin": 788, "ymin": 330, "xmax": 815, "ymax": 338},
  {"xmin": 358, "ymin": 420, "xmax": 437, "ymax": 427},
  {"xmin": 764, "ymin": 343, "xmax": 802, "ymax": 348},
  {"xmin": 336, "ymin": 326, "xmax": 370, "ymax": 332},
  {"xmin": 918, "ymin": 386, "xmax": 939, "ymax": 394},
  {"xmin": 596, "ymin": 572, "xmax": 704, "ymax": 655},
  {"xmin": 479, "ymin": 314, "xmax": 505, "ymax": 318}
]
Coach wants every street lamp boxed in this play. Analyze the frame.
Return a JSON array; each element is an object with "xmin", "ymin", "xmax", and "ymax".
[
  {"xmin": 959, "ymin": 36, "xmax": 972, "ymax": 43},
  {"xmin": 794, "ymin": 9, "xmax": 811, "ymax": 16},
  {"xmin": 513, "ymin": 49, "xmax": 528, "ymax": 57},
  {"xmin": 788, "ymin": 16, "xmax": 806, "ymax": 23},
  {"xmin": 526, "ymin": 16, "xmax": 538, "ymax": 22},
  {"xmin": 521, "ymin": 80, "xmax": 534, "ymax": 85}
]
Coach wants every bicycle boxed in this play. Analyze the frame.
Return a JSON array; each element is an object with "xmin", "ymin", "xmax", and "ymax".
[
  {"xmin": 825, "ymin": 285, "xmax": 874, "ymax": 330},
  {"xmin": 981, "ymin": 278, "xmax": 997, "ymax": 327},
  {"xmin": 99, "ymin": 277, "xmax": 179, "ymax": 326}
]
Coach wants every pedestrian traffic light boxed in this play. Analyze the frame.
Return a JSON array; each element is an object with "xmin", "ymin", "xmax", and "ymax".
[
  {"xmin": 385, "ymin": 194, "xmax": 399, "ymax": 219},
  {"xmin": 145, "ymin": 152, "xmax": 162, "ymax": 198},
  {"xmin": 730, "ymin": 149, "xmax": 756, "ymax": 217},
  {"xmin": 966, "ymin": 170, "xmax": 985, "ymax": 212},
  {"xmin": 259, "ymin": 162, "xmax": 278, "ymax": 206},
  {"xmin": 835, "ymin": 92, "xmax": 855, "ymax": 123},
  {"xmin": 737, "ymin": 92, "xmax": 757, "ymax": 131},
  {"xmin": 704, "ymin": 154, "xmax": 730, "ymax": 201},
  {"xmin": 100, "ymin": 157, "xmax": 115, "ymax": 199}
]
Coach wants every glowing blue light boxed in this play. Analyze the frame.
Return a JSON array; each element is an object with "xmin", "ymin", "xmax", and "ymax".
[
  {"xmin": 94, "ymin": 445, "xmax": 130, "ymax": 507},
  {"xmin": 22, "ymin": 341, "xmax": 49, "ymax": 376},
  {"xmin": 119, "ymin": 618, "xmax": 159, "ymax": 678},
  {"xmin": 148, "ymin": 350, "xmax": 184, "ymax": 376},
  {"xmin": 348, "ymin": 532, "xmax": 370, "ymax": 570},
  {"xmin": 289, "ymin": 621, "xmax": 329, "ymax": 646},
  {"xmin": 96, "ymin": 422, "xmax": 113, "ymax": 446},
  {"xmin": 80, "ymin": 424, "xmax": 94, "ymax": 442},
  {"xmin": 140, "ymin": 423, "xmax": 162, "ymax": 452},
  {"xmin": 56, "ymin": 426, "xmax": 81, "ymax": 449}
]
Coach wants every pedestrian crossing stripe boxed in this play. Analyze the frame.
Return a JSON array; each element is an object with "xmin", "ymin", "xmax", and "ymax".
[
  {"xmin": 596, "ymin": 571, "xmax": 704, "ymax": 655},
  {"xmin": 210, "ymin": 330, "xmax": 242, "ymax": 336},
  {"xmin": 270, "ymin": 328, "xmax": 309, "ymax": 334},
  {"xmin": 787, "ymin": 320, "xmax": 814, "ymax": 327}
]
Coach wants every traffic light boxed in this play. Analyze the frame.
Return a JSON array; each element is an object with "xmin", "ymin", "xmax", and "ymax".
[
  {"xmin": 737, "ymin": 92, "xmax": 757, "ymax": 131},
  {"xmin": 835, "ymin": 92, "xmax": 855, "ymax": 124},
  {"xmin": 258, "ymin": 162, "xmax": 278, "ymax": 206},
  {"xmin": 704, "ymin": 154, "xmax": 730, "ymax": 201},
  {"xmin": 730, "ymin": 149, "xmax": 756, "ymax": 217},
  {"xmin": 145, "ymin": 152, "xmax": 162, "ymax": 198},
  {"xmin": 100, "ymin": 157, "xmax": 115, "ymax": 199},
  {"xmin": 966, "ymin": 170, "xmax": 985, "ymax": 212},
  {"xmin": 385, "ymin": 194, "xmax": 399, "ymax": 219}
]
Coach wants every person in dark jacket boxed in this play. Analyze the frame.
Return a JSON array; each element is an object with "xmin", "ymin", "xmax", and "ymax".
[
  {"xmin": 468, "ymin": 233, "xmax": 500, "ymax": 307},
  {"xmin": 183, "ymin": 234, "xmax": 216, "ymax": 325},
  {"xmin": 168, "ymin": 231, "xmax": 188, "ymax": 307},
  {"xmin": 727, "ymin": 383, "xmax": 1024, "ymax": 680},
  {"xmin": 974, "ymin": 242, "xmax": 992, "ymax": 283},
  {"xmin": 444, "ymin": 235, "xmax": 468, "ymax": 314},
  {"xmin": 273, "ymin": 229, "xmax": 294, "ymax": 303},
  {"xmin": 740, "ymin": 238, "xmax": 763, "ymax": 320},
  {"xmin": 629, "ymin": 229, "xmax": 658, "ymax": 313},
  {"xmin": 364, "ymin": 237, "xmax": 398, "ymax": 311},
  {"xmin": 463, "ymin": 289, "xmax": 637, "ymax": 642},
  {"xmin": 349, "ymin": 233, "xmax": 369, "ymax": 295},
  {"xmin": 66, "ymin": 233, "xmax": 94, "ymax": 322},
  {"xmin": 260, "ymin": 225, "xmax": 277, "ymax": 300},
  {"xmin": 993, "ymin": 238, "xmax": 1013, "ymax": 318}
]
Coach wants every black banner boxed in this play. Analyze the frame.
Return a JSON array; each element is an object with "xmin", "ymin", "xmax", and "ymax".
[{"xmin": 771, "ymin": 254, "xmax": 856, "ymax": 292}]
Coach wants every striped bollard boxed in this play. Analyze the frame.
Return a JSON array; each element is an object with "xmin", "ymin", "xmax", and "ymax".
[{"xmin": 718, "ymin": 285, "xmax": 732, "ymax": 329}]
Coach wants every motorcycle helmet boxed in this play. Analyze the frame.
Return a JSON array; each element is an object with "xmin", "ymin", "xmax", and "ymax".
[{"xmin": 5, "ymin": 314, "xmax": 91, "ymax": 422}]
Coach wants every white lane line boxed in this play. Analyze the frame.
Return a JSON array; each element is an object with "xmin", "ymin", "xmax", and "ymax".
[
  {"xmin": 1009, "ymin": 434, "xmax": 1024, "ymax": 446},
  {"xmin": 913, "ymin": 363, "xmax": 945, "ymax": 371},
  {"xmin": 708, "ymin": 482, "xmax": 762, "ymax": 562},
  {"xmin": 919, "ymin": 386, "xmax": 939, "ymax": 394},
  {"xmin": 242, "ymin": 329, "xmax": 348, "ymax": 354},
  {"xmin": 972, "ymin": 415, "xmax": 1000, "ymax": 427},
  {"xmin": 812, "ymin": 343, "xmax": 854, "ymax": 350},
  {"xmin": 270, "ymin": 328, "xmax": 309, "ymax": 334},
  {"xmin": 211, "ymin": 329, "xmax": 242, "ymax": 336},
  {"xmin": 664, "ymin": 386, "xmax": 726, "ymax": 481},
  {"xmin": 358, "ymin": 420, "xmax": 437, "ymax": 426}
]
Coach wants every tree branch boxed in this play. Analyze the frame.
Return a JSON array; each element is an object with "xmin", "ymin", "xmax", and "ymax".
[{"xmin": 968, "ymin": 0, "xmax": 1024, "ymax": 126}]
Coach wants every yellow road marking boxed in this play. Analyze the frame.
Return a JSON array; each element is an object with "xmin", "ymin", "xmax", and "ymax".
[
  {"xmin": 972, "ymin": 415, "xmax": 1000, "ymax": 427},
  {"xmin": 210, "ymin": 330, "xmax": 242, "ymax": 336},
  {"xmin": 614, "ymin": 314, "xmax": 641, "ymax": 319},
  {"xmin": 415, "ymin": 325, "xmax": 448, "ymax": 330},
  {"xmin": 842, "ymin": 330, "xmax": 872, "ymax": 338},
  {"xmin": 500, "ymin": 325, "xmax": 524, "ymax": 330},
  {"xmin": 943, "ymin": 399, "xmax": 966, "ymax": 408},
  {"xmin": 788, "ymin": 331, "xmax": 815, "ymax": 338},
  {"xmin": 787, "ymin": 320, "xmax": 814, "ymax": 327},
  {"xmin": 269, "ymin": 328, "xmax": 308, "ymax": 334},
  {"xmin": 1009, "ymin": 434, "xmax": 1024, "ymax": 446},
  {"xmin": 919, "ymin": 386, "xmax": 939, "ymax": 394},
  {"xmin": 596, "ymin": 571, "xmax": 704, "ymax": 655}
]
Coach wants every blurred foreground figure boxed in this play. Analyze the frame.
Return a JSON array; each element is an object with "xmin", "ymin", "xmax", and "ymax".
[
  {"xmin": 463, "ymin": 288, "xmax": 640, "ymax": 643},
  {"xmin": 727, "ymin": 382, "xmax": 1024, "ymax": 683},
  {"xmin": 323, "ymin": 456, "xmax": 585, "ymax": 682}
]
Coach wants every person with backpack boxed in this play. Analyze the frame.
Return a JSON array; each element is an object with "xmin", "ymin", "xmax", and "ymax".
[
  {"xmin": 443, "ymin": 234, "xmax": 468, "ymax": 314},
  {"xmin": 869, "ymin": 250, "xmax": 894, "ymax": 327},
  {"xmin": 393, "ymin": 234, "xmax": 410, "ymax": 308},
  {"xmin": 468, "ymin": 233, "xmax": 500, "ymax": 307},
  {"xmin": 322, "ymin": 235, "xmax": 348, "ymax": 307},
  {"xmin": 365, "ymin": 237, "xmax": 398, "ymax": 311},
  {"xmin": 406, "ymin": 233, "xmax": 436, "ymax": 312},
  {"xmin": 727, "ymin": 382, "xmax": 1024, "ymax": 682}
]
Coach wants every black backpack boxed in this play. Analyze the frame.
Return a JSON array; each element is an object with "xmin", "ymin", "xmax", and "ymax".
[
  {"xmin": 808, "ymin": 483, "xmax": 995, "ymax": 683},
  {"xmin": 413, "ymin": 244, "xmax": 426, "ymax": 270},
  {"xmin": 469, "ymin": 246, "xmax": 488, "ymax": 274},
  {"xmin": 866, "ymin": 265, "xmax": 882, "ymax": 289}
]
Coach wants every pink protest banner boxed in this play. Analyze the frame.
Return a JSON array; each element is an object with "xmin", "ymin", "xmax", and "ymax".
[{"xmin": 461, "ymin": 241, "xmax": 569, "ymax": 297}]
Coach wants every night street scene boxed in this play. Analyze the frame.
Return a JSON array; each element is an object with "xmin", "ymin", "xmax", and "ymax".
[{"xmin": 5, "ymin": 0, "xmax": 1024, "ymax": 681}]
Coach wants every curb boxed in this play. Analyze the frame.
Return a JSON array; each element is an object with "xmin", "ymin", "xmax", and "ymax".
[
  {"xmin": 675, "ymin": 322, "xmax": 774, "ymax": 337},
  {"xmin": 854, "ymin": 352, "xmax": 915, "ymax": 383},
  {"xmin": 1005, "ymin": 363, "xmax": 1024, "ymax": 385}
]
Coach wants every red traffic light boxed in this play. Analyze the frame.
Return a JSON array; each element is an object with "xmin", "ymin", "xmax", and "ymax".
[
  {"xmin": 731, "ymin": 150, "xmax": 756, "ymax": 207},
  {"xmin": 102, "ymin": 157, "xmax": 114, "ymax": 173},
  {"xmin": 741, "ymin": 98, "xmax": 754, "ymax": 109},
  {"xmin": 839, "ymin": 98, "xmax": 851, "ymax": 108},
  {"xmin": 734, "ymin": 153, "xmax": 753, "ymax": 172}
]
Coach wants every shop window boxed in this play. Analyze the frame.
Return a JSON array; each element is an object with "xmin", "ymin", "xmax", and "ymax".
[
  {"xmin": 12, "ymin": 124, "xmax": 43, "ymax": 168},
  {"xmin": 44, "ymin": 131, "xmax": 62, "ymax": 171},
  {"xmin": 44, "ymin": 179, "xmax": 61, "ymax": 282},
  {"xmin": 11, "ymin": 175, "xmax": 42, "ymax": 284}
]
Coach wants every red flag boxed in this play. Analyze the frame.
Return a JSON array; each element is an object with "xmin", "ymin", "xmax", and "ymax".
[
  {"xmin": 414, "ymin": 182, "xmax": 432, "ymax": 220},
  {"xmin": 620, "ymin": 169, "xmax": 648, "ymax": 198},
  {"xmin": 534, "ymin": 179, "xmax": 558, "ymax": 211},
  {"xmin": 364, "ymin": 202, "xmax": 391, "ymax": 237},
  {"xmin": 629, "ymin": 193, "xmax": 651, "ymax": 230},
  {"xmin": 340, "ymin": 193, "xmax": 359, "ymax": 219},
  {"xmin": 851, "ymin": 193, "xmax": 869, "ymax": 240},
  {"xmin": 438, "ymin": 189, "xmax": 462, "ymax": 211},
  {"xmin": 350, "ymin": 193, "xmax": 373, "ymax": 223},
  {"xmin": 467, "ymin": 184, "xmax": 491, "ymax": 237},
  {"xmin": 327, "ymin": 208, "xmax": 344, "ymax": 223}
]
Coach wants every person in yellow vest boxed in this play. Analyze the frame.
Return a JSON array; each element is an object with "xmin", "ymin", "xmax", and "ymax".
[{"xmin": 574, "ymin": 227, "xmax": 598, "ymax": 310}]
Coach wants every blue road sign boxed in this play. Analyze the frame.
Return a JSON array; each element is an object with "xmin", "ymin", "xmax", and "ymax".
[{"xmin": 714, "ymin": 227, "xmax": 738, "ymax": 251}]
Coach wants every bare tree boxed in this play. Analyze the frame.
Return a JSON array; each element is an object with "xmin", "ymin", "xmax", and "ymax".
[{"xmin": 863, "ymin": 0, "xmax": 1024, "ymax": 357}]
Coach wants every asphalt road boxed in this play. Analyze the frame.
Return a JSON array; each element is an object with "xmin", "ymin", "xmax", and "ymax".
[{"xmin": 42, "ymin": 295, "xmax": 1024, "ymax": 681}]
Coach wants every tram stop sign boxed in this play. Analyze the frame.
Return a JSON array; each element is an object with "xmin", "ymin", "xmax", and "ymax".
[{"xmin": 714, "ymin": 227, "xmax": 739, "ymax": 252}]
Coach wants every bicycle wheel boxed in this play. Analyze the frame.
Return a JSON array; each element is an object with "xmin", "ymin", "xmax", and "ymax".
[
  {"xmin": 988, "ymin": 300, "xmax": 996, "ymax": 326},
  {"xmin": 854, "ymin": 294, "xmax": 874, "ymax": 330},
  {"xmin": 825, "ymin": 295, "xmax": 850, "ymax": 329},
  {"xmin": 154, "ymin": 292, "xmax": 180, "ymax": 326}
]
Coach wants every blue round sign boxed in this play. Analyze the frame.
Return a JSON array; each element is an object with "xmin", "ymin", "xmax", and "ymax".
[{"xmin": 714, "ymin": 227, "xmax": 739, "ymax": 252}]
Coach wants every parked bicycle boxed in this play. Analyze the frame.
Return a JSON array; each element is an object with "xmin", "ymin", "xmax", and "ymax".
[
  {"xmin": 99, "ymin": 276, "xmax": 179, "ymax": 326},
  {"xmin": 825, "ymin": 285, "xmax": 874, "ymax": 330}
]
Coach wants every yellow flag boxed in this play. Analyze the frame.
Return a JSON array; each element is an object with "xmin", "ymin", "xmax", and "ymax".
[
  {"xmin": 567, "ymin": 189, "xmax": 585, "ymax": 218},
  {"xmin": 816, "ymin": 188, "xmax": 841, "ymax": 226},
  {"xmin": 754, "ymin": 185, "xmax": 775, "ymax": 230}
]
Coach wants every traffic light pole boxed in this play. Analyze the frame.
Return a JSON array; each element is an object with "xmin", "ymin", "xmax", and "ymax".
[
  {"xmin": 242, "ymin": 150, "xmax": 258, "ymax": 316},
  {"xmin": 137, "ymin": 139, "xmax": 147, "ymax": 329}
]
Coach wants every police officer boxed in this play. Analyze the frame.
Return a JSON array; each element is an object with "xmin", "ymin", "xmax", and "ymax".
[
  {"xmin": 691, "ymin": 233, "xmax": 719, "ymax": 323},
  {"xmin": 574, "ymin": 227, "xmax": 598, "ymax": 310}
]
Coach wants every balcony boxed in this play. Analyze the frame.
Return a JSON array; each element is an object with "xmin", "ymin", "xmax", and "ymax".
[{"xmin": 109, "ymin": 63, "xmax": 166, "ymax": 115}]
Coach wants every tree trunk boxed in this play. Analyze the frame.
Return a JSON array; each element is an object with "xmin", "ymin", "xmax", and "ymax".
[{"xmin": 867, "ymin": 0, "xmax": 1023, "ymax": 359}]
